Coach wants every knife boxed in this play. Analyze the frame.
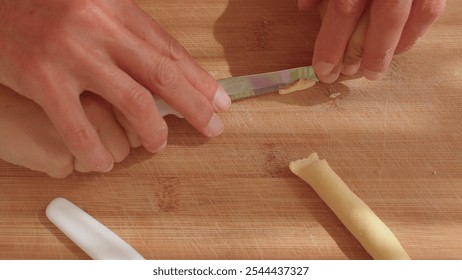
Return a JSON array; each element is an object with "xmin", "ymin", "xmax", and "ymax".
[{"xmin": 155, "ymin": 66, "xmax": 318, "ymax": 117}]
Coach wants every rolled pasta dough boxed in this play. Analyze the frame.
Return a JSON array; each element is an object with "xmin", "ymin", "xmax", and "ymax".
[
  {"xmin": 289, "ymin": 153, "xmax": 410, "ymax": 260},
  {"xmin": 278, "ymin": 79, "xmax": 316, "ymax": 95}
]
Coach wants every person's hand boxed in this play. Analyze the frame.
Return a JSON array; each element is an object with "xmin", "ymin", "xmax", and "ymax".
[
  {"xmin": 0, "ymin": 86, "xmax": 132, "ymax": 177},
  {"xmin": 298, "ymin": 0, "xmax": 446, "ymax": 83},
  {"xmin": 0, "ymin": 85, "xmax": 73, "ymax": 178},
  {"xmin": 0, "ymin": 0, "xmax": 231, "ymax": 173}
]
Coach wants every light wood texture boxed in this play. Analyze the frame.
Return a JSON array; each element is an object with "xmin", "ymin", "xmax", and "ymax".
[{"xmin": 1, "ymin": 0, "xmax": 462, "ymax": 260}]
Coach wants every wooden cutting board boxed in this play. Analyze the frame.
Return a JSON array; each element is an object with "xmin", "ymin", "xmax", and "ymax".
[{"xmin": 1, "ymin": 0, "xmax": 461, "ymax": 259}]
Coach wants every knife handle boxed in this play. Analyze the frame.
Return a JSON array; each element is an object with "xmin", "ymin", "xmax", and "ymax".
[
  {"xmin": 46, "ymin": 197, "xmax": 145, "ymax": 260},
  {"xmin": 154, "ymin": 96, "xmax": 183, "ymax": 118}
]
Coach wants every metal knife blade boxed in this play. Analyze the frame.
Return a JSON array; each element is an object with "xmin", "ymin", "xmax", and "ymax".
[
  {"xmin": 155, "ymin": 66, "xmax": 317, "ymax": 117},
  {"xmin": 219, "ymin": 66, "xmax": 317, "ymax": 101}
]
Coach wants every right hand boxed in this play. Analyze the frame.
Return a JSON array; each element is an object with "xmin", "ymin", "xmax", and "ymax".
[
  {"xmin": 298, "ymin": 0, "xmax": 446, "ymax": 83},
  {"xmin": 0, "ymin": 0, "xmax": 231, "ymax": 173}
]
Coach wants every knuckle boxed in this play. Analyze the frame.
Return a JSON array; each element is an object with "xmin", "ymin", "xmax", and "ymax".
[
  {"xmin": 63, "ymin": 122, "xmax": 95, "ymax": 151},
  {"xmin": 162, "ymin": 34, "xmax": 188, "ymax": 61},
  {"xmin": 333, "ymin": 0, "xmax": 364, "ymax": 16},
  {"xmin": 151, "ymin": 57, "xmax": 179, "ymax": 90},
  {"xmin": 65, "ymin": 0, "xmax": 114, "ymax": 33},
  {"xmin": 122, "ymin": 86, "xmax": 153, "ymax": 119}
]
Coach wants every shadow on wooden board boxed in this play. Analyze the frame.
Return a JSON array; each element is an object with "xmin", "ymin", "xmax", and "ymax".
[{"xmin": 214, "ymin": 0, "xmax": 321, "ymax": 77}]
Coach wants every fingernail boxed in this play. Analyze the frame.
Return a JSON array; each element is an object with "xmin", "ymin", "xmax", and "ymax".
[
  {"xmin": 74, "ymin": 161, "xmax": 90, "ymax": 173},
  {"xmin": 103, "ymin": 161, "xmax": 114, "ymax": 173},
  {"xmin": 362, "ymin": 69, "xmax": 382, "ymax": 80},
  {"xmin": 213, "ymin": 85, "xmax": 231, "ymax": 112},
  {"xmin": 341, "ymin": 64, "xmax": 361, "ymax": 76},
  {"xmin": 207, "ymin": 114, "xmax": 224, "ymax": 137},
  {"xmin": 146, "ymin": 142, "xmax": 165, "ymax": 154},
  {"xmin": 314, "ymin": 62, "xmax": 336, "ymax": 76},
  {"xmin": 155, "ymin": 140, "xmax": 167, "ymax": 153}
]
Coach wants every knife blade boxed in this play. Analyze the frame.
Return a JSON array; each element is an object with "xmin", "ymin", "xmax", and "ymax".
[{"xmin": 155, "ymin": 66, "xmax": 318, "ymax": 117}]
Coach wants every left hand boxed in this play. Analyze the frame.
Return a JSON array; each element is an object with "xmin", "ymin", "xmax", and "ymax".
[
  {"xmin": 298, "ymin": 0, "xmax": 446, "ymax": 83},
  {"xmin": 0, "ymin": 87, "xmax": 131, "ymax": 178}
]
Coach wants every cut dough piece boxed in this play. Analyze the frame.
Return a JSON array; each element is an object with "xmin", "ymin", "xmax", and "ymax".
[
  {"xmin": 278, "ymin": 79, "xmax": 316, "ymax": 95},
  {"xmin": 289, "ymin": 153, "xmax": 410, "ymax": 260}
]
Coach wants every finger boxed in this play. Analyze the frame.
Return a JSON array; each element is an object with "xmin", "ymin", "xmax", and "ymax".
[
  {"xmin": 108, "ymin": 27, "xmax": 225, "ymax": 138},
  {"xmin": 0, "ymin": 86, "xmax": 74, "ymax": 178},
  {"xmin": 38, "ymin": 88, "xmax": 114, "ymax": 173},
  {"xmin": 322, "ymin": 60, "xmax": 343, "ymax": 83},
  {"xmin": 80, "ymin": 93, "xmax": 130, "ymax": 163},
  {"xmin": 75, "ymin": 94, "xmax": 132, "ymax": 173},
  {"xmin": 85, "ymin": 60, "xmax": 169, "ymax": 153},
  {"xmin": 342, "ymin": 6, "xmax": 370, "ymax": 76},
  {"xmin": 298, "ymin": 0, "xmax": 323, "ymax": 10},
  {"xmin": 313, "ymin": 0, "xmax": 368, "ymax": 83},
  {"xmin": 395, "ymin": 0, "xmax": 446, "ymax": 54},
  {"xmin": 122, "ymin": 3, "xmax": 231, "ymax": 113},
  {"xmin": 113, "ymin": 108, "xmax": 142, "ymax": 148},
  {"xmin": 361, "ymin": 0, "xmax": 413, "ymax": 80},
  {"xmin": 319, "ymin": 0, "xmax": 328, "ymax": 20}
]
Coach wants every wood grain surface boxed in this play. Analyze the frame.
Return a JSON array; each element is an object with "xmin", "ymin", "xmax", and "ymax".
[{"xmin": 1, "ymin": 0, "xmax": 461, "ymax": 260}]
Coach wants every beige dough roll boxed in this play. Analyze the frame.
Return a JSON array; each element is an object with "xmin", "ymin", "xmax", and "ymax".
[
  {"xmin": 289, "ymin": 153, "xmax": 410, "ymax": 260},
  {"xmin": 278, "ymin": 79, "xmax": 316, "ymax": 95}
]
